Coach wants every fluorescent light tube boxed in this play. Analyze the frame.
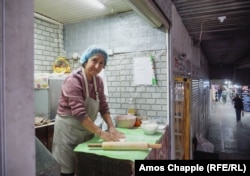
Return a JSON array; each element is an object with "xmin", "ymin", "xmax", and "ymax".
[{"xmin": 90, "ymin": 0, "xmax": 105, "ymax": 9}]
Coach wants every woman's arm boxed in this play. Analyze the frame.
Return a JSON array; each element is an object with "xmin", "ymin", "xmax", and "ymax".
[
  {"xmin": 102, "ymin": 113, "xmax": 125, "ymax": 139},
  {"xmin": 81, "ymin": 115, "xmax": 123, "ymax": 141},
  {"xmin": 102, "ymin": 113, "xmax": 115, "ymax": 129}
]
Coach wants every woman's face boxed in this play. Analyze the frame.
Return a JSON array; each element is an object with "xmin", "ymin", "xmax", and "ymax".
[{"xmin": 84, "ymin": 53, "xmax": 105, "ymax": 78}]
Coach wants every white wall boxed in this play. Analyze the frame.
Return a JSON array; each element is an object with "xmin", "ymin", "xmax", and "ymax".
[{"xmin": 34, "ymin": 17, "xmax": 65, "ymax": 73}]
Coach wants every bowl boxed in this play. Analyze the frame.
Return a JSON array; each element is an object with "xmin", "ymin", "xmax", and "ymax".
[
  {"xmin": 116, "ymin": 115, "xmax": 136, "ymax": 128},
  {"xmin": 141, "ymin": 120, "xmax": 150, "ymax": 124},
  {"xmin": 140, "ymin": 123, "xmax": 158, "ymax": 135}
]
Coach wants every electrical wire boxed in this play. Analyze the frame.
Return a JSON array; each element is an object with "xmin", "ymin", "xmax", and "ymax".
[
  {"xmin": 198, "ymin": 21, "xmax": 204, "ymax": 46},
  {"xmin": 198, "ymin": 18, "xmax": 214, "ymax": 46}
]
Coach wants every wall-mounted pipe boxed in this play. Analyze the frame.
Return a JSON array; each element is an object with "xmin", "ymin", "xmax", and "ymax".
[
  {"xmin": 34, "ymin": 12, "xmax": 64, "ymax": 56},
  {"xmin": 34, "ymin": 12, "xmax": 63, "ymax": 26}
]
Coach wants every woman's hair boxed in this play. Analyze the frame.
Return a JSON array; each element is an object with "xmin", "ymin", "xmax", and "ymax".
[{"xmin": 80, "ymin": 45, "xmax": 108, "ymax": 67}]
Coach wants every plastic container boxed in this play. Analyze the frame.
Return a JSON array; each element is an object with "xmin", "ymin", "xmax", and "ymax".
[
  {"xmin": 127, "ymin": 98, "xmax": 136, "ymax": 115},
  {"xmin": 140, "ymin": 123, "xmax": 158, "ymax": 135}
]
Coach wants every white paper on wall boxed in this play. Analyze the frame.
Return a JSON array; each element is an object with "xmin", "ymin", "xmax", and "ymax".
[
  {"xmin": 133, "ymin": 56, "xmax": 156, "ymax": 85},
  {"xmin": 98, "ymin": 69, "xmax": 109, "ymax": 99},
  {"xmin": 34, "ymin": 73, "xmax": 50, "ymax": 89}
]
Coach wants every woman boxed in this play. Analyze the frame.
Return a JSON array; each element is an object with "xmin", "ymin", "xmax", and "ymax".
[
  {"xmin": 232, "ymin": 94, "xmax": 244, "ymax": 122},
  {"xmin": 52, "ymin": 46, "xmax": 125, "ymax": 176}
]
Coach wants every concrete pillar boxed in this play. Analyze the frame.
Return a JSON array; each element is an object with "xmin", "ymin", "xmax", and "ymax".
[{"xmin": 0, "ymin": 0, "xmax": 35, "ymax": 175}]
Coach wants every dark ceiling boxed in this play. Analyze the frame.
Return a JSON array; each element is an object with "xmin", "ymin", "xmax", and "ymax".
[{"xmin": 171, "ymin": 0, "xmax": 250, "ymax": 83}]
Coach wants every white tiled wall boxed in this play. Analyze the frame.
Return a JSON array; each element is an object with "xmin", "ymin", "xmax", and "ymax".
[
  {"xmin": 34, "ymin": 11, "xmax": 169, "ymax": 121},
  {"xmin": 34, "ymin": 18, "xmax": 65, "ymax": 73}
]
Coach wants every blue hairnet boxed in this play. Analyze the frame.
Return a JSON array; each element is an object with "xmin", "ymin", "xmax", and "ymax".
[{"xmin": 80, "ymin": 45, "xmax": 108, "ymax": 66}]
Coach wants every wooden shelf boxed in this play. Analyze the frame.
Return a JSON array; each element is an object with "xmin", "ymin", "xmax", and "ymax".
[{"xmin": 35, "ymin": 122, "xmax": 55, "ymax": 129}]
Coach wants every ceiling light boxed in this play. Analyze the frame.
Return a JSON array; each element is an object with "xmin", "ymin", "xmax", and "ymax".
[
  {"xmin": 218, "ymin": 16, "xmax": 226, "ymax": 23},
  {"xmin": 89, "ymin": 0, "xmax": 105, "ymax": 9}
]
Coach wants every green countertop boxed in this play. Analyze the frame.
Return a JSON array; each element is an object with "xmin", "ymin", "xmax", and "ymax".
[{"xmin": 74, "ymin": 127, "xmax": 163, "ymax": 161}]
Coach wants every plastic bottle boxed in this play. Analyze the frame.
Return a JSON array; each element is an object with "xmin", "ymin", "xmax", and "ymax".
[{"xmin": 127, "ymin": 98, "xmax": 136, "ymax": 115}]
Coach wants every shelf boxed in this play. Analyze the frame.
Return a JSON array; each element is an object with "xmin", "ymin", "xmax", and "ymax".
[
  {"xmin": 35, "ymin": 123, "xmax": 54, "ymax": 152},
  {"xmin": 35, "ymin": 122, "xmax": 55, "ymax": 129}
]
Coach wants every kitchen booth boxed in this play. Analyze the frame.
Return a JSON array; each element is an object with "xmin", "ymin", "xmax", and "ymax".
[{"xmin": 74, "ymin": 126, "xmax": 168, "ymax": 176}]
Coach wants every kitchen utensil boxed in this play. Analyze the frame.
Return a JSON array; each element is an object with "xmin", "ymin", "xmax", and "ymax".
[
  {"xmin": 157, "ymin": 124, "xmax": 166, "ymax": 133},
  {"xmin": 140, "ymin": 123, "xmax": 158, "ymax": 135},
  {"xmin": 88, "ymin": 142, "xmax": 162, "ymax": 150},
  {"xmin": 116, "ymin": 115, "xmax": 136, "ymax": 128}
]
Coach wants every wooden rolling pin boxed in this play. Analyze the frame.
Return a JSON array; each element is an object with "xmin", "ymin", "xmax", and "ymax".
[{"xmin": 88, "ymin": 142, "xmax": 162, "ymax": 150}]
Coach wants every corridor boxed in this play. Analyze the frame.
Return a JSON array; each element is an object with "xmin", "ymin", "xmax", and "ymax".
[{"xmin": 207, "ymin": 99, "xmax": 250, "ymax": 159}]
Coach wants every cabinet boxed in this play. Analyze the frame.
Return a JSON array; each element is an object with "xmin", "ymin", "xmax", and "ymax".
[
  {"xmin": 35, "ymin": 123, "xmax": 54, "ymax": 152},
  {"xmin": 34, "ymin": 75, "xmax": 67, "ymax": 121},
  {"xmin": 74, "ymin": 127, "xmax": 164, "ymax": 176},
  {"xmin": 146, "ymin": 127, "xmax": 169, "ymax": 160}
]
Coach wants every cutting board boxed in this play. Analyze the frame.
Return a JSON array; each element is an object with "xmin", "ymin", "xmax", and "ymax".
[{"xmin": 74, "ymin": 127, "xmax": 163, "ymax": 161}]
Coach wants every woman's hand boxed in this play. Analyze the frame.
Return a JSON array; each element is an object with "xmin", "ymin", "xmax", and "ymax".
[
  {"xmin": 96, "ymin": 127, "xmax": 126, "ymax": 141},
  {"xmin": 98, "ymin": 130, "xmax": 120, "ymax": 141},
  {"xmin": 108, "ymin": 126, "xmax": 126, "ymax": 139},
  {"xmin": 100, "ymin": 113, "xmax": 126, "ymax": 141}
]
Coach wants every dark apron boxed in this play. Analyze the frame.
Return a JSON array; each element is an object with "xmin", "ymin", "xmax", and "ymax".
[{"xmin": 52, "ymin": 68, "xmax": 99, "ymax": 173}]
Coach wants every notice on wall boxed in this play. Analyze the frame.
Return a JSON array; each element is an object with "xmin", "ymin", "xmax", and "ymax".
[
  {"xmin": 34, "ymin": 73, "xmax": 50, "ymax": 89},
  {"xmin": 133, "ymin": 56, "xmax": 156, "ymax": 85},
  {"xmin": 241, "ymin": 87, "xmax": 250, "ymax": 112},
  {"xmin": 174, "ymin": 56, "xmax": 191, "ymax": 76}
]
